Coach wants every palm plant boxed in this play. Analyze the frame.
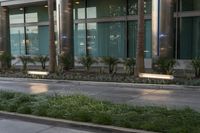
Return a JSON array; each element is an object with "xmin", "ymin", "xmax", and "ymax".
[
  {"xmin": 0, "ymin": 52, "xmax": 15, "ymax": 70},
  {"xmin": 34, "ymin": 56, "xmax": 49, "ymax": 70},
  {"xmin": 101, "ymin": 57, "xmax": 119, "ymax": 74},
  {"xmin": 59, "ymin": 53, "xmax": 73, "ymax": 71},
  {"xmin": 79, "ymin": 56, "xmax": 96, "ymax": 72},
  {"xmin": 123, "ymin": 58, "xmax": 136, "ymax": 75},
  {"xmin": 191, "ymin": 57, "xmax": 200, "ymax": 78},
  {"xmin": 19, "ymin": 56, "xmax": 35, "ymax": 71},
  {"xmin": 154, "ymin": 57, "xmax": 176, "ymax": 75}
]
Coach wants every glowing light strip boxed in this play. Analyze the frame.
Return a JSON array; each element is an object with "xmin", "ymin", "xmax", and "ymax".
[
  {"xmin": 139, "ymin": 73, "xmax": 174, "ymax": 80},
  {"xmin": 28, "ymin": 71, "xmax": 49, "ymax": 76}
]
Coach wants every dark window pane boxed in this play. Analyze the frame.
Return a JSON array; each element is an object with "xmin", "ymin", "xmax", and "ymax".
[
  {"xmin": 128, "ymin": 0, "xmax": 152, "ymax": 15},
  {"xmin": 87, "ymin": 22, "xmax": 126, "ymax": 58},
  {"xmin": 178, "ymin": 17, "xmax": 200, "ymax": 59},
  {"xmin": 87, "ymin": 0, "xmax": 126, "ymax": 18},
  {"xmin": 25, "ymin": 6, "xmax": 48, "ymax": 23},
  {"xmin": 128, "ymin": 20, "xmax": 152, "ymax": 58},
  {"xmin": 181, "ymin": 0, "xmax": 200, "ymax": 11}
]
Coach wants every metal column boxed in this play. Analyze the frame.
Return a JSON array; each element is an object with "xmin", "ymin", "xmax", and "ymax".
[
  {"xmin": 56, "ymin": 0, "xmax": 74, "ymax": 64},
  {"xmin": 152, "ymin": 0, "xmax": 174, "ymax": 60}
]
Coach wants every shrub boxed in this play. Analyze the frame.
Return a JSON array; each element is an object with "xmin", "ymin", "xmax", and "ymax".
[
  {"xmin": 34, "ymin": 56, "xmax": 49, "ymax": 70},
  {"xmin": 0, "ymin": 91, "xmax": 15, "ymax": 100},
  {"xmin": 123, "ymin": 58, "xmax": 135, "ymax": 75},
  {"xmin": 92, "ymin": 112, "xmax": 112, "ymax": 125},
  {"xmin": 17, "ymin": 103, "xmax": 32, "ymax": 114},
  {"xmin": 0, "ymin": 52, "xmax": 15, "ymax": 70},
  {"xmin": 154, "ymin": 57, "xmax": 176, "ymax": 75},
  {"xmin": 79, "ymin": 56, "xmax": 96, "ymax": 72},
  {"xmin": 0, "ymin": 91, "xmax": 200, "ymax": 133},
  {"xmin": 31, "ymin": 100, "xmax": 49, "ymax": 116},
  {"xmin": 59, "ymin": 53, "xmax": 73, "ymax": 71},
  {"xmin": 191, "ymin": 57, "xmax": 200, "ymax": 78},
  {"xmin": 101, "ymin": 57, "xmax": 119, "ymax": 74},
  {"xmin": 19, "ymin": 56, "xmax": 35, "ymax": 71}
]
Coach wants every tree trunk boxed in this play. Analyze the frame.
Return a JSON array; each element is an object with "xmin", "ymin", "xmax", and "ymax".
[
  {"xmin": 135, "ymin": 0, "xmax": 145, "ymax": 77},
  {"xmin": 48, "ymin": 0, "xmax": 57, "ymax": 73}
]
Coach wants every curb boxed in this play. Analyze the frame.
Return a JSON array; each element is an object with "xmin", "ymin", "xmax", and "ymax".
[
  {"xmin": 0, "ymin": 111, "xmax": 157, "ymax": 133},
  {"xmin": 0, "ymin": 77, "xmax": 199, "ymax": 90}
]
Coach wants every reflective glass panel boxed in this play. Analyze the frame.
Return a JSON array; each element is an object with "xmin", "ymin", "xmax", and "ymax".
[
  {"xmin": 10, "ymin": 27, "xmax": 25, "ymax": 56},
  {"xmin": 26, "ymin": 26, "xmax": 39, "ymax": 55},
  {"xmin": 181, "ymin": 0, "xmax": 200, "ymax": 11},
  {"xmin": 178, "ymin": 17, "xmax": 200, "ymax": 59},
  {"xmin": 38, "ymin": 26, "xmax": 49, "ymax": 55},
  {"xmin": 9, "ymin": 8, "xmax": 24, "ymax": 24},
  {"xmin": 73, "ymin": 0, "xmax": 85, "ymax": 19},
  {"xmin": 25, "ymin": 6, "xmax": 48, "ymax": 23},
  {"xmin": 128, "ymin": 0, "xmax": 152, "ymax": 15},
  {"xmin": 128, "ymin": 20, "xmax": 152, "ymax": 58},
  {"xmin": 74, "ymin": 23, "xmax": 86, "ymax": 57},
  {"xmin": 87, "ymin": 0, "xmax": 126, "ymax": 18},
  {"xmin": 87, "ymin": 22, "xmax": 126, "ymax": 58}
]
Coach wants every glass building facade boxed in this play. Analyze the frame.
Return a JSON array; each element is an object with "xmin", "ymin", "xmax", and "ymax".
[
  {"xmin": 73, "ymin": 0, "xmax": 152, "ymax": 59},
  {"xmin": 176, "ymin": 0, "xmax": 200, "ymax": 59},
  {"xmin": 0, "ymin": 0, "xmax": 199, "ymax": 68},
  {"xmin": 9, "ymin": 6, "xmax": 50, "ymax": 56}
]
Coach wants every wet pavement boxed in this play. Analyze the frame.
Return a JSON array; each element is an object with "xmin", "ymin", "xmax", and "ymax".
[{"xmin": 0, "ymin": 79, "xmax": 200, "ymax": 111}]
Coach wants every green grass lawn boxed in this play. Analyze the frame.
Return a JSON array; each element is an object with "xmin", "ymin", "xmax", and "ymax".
[{"xmin": 0, "ymin": 91, "xmax": 199, "ymax": 133}]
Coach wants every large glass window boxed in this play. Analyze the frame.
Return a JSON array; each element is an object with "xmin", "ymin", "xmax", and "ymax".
[
  {"xmin": 128, "ymin": 0, "xmax": 152, "ymax": 15},
  {"xmin": 26, "ymin": 26, "xmax": 39, "ymax": 55},
  {"xmin": 73, "ymin": 0, "xmax": 153, "ymax": 59},
  {"xmin": 87, "ymin": 22, "xmax": 126, "ymax": 58},
  {"xmin": 10, "ymin": 27, "xmax": 25, "ymax": 56},
  {"xmin": 145, "ymin": 20, "xmax": 152, "ymax": 58},
  {"xmin": 87, "ymin": 0, "xmax": 126, "ymax": 18},
  {"xmin": 9, "ymin": 8, "xmax": 24, "ymax": 24},
  {"xmin": 178, "ymin": 17, "xmax": 200, "ymax": 59},
  {"xmin": 38, "ymin": 26, "xmax": 49, "ymax": 55},
  {"xmin": 9, "ymin": 6, "xmax": 49, "ymax": 56},
  {"xmin": 128, "ymin": 20, "xmax": 152, "ymax": 58},
  {"xmin": 73, "ymin": 0, "xmax": 85, "ymax": 19},
  {"xmin": 74, "ymin": 23, "xmax": 86, "ymax": 57},
  {"xmin": 25, "ymin": 6, "xmax": 48, "ymax": 23},
  {"xmin": 181, "ymin": 0, "xmax": 200, "ymax": 11},
  {"xmin": 128, "ymin": 21, "xmax": 137, "ymax": 57}
]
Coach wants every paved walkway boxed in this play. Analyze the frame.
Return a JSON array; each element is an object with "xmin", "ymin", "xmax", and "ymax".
[
  {"xmin": 0, "ymin": 117, "xmax": 98, "ymax": 133},
  {"xmin": 0, "ymin": 78, "xmax": 200, "ymax": 111}
]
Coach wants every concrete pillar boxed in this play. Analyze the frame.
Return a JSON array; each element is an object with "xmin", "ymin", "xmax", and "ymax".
[
  {"xmin": 152, "ymin": 0, "xmax": 174, "ymax": 60},
  {"xmin": 0, "ymin": 6, "xmax": 10, "ymax": 53},
  {"xmin": 56, "ymin": 0, "xmax": 74, "ymax": 63}
]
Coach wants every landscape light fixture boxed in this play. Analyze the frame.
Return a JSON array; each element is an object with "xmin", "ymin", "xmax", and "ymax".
[
  {"xmin": 139, "ymin": 73, "xmax": 174, "ymax": 80},
  {"xmin": 28, "ymin": 71, "xmax": 49, "ymax": 76}
]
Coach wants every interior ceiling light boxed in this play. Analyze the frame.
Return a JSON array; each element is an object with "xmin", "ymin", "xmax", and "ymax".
[
  {"xmin": 44, "ymin": 5, "xmax": 48, "ymax": 8},
  {"xmin": 75, "ymin": 1, "xmax": 80, "ymax": 4},
  {"xmin": 19, "ymin": 8, "xmax": 23, "ymax": 11}
]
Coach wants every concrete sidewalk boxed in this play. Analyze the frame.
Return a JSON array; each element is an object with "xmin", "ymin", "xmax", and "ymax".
[
  {"xmin": 0, "ymin": 111, "xmax": 156, "ymax": 133},
  {"xmin": 0, "ymin": 77, "xmax": 200, "ymax": 111},
  {"xmin": 0, "ymin": 117, "xmax": 97, "ymax": 133}
]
